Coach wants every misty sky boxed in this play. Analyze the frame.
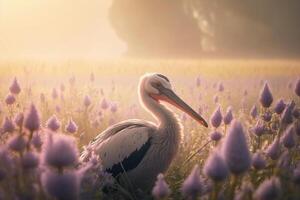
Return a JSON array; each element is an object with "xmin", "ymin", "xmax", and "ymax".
[{"xmin": 0, "ymin": 0, "xmax": 126, "ymax": 60}]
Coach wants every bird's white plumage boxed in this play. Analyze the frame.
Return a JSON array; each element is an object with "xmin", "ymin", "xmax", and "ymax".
[{"xmin": 83, "ymin": 119, "xmax": 156, "ymax": 170}]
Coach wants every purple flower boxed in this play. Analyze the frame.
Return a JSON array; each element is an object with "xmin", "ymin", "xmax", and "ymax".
[
  {"xmin": 262, "ymin": 111, "xmax": 272, "ymax": 122},
  {"xmin": 281, "ymin": 102, "xmax": 294, "ymax": 125},
  {"xmin": 265, "ymin": 139, "xmax": 281, "ymax": 160},
  {"xmin": 293, "ymin": 108, "xmax": 300, "ymax": 119},
  {"xmin": 9, "ymin": 77, "xmax": 21, "ymax": 95},
  {"xmin": 294, "ymin": 121, "xmax": 300, "ymax": 136},
  {"xmin": 251, "ymin": 121, "xmax": 265, "ymax": 137},
  {"xmin": 42, "ymin": 134, "xmax": 78, "ymax": 168},
  {"xmin": 14, "ymin": 112, "xmax": 24, "ymax": 128},
  {"xmin": 83, "ymin": 95, "xmax": 91, "ymax": 107},
  {"xmin": 46, "ymin": 115, "xmax": 61, "ymax": 132},
  {"xmin": 41, "ymin": 170, "xmax": 80, "ymax": 200},
  {"xmin": 110, "ymin": 102, "xmax": 118, "ymax": 113},
  {"xmin": 218, "ymin": 82, "xmax": 224, "ymax": 92},
  {"xmin": 213, "ymin": 95, "xmax": 219, "ymax": 104},
  {"xmin": 250, "ymin": 105, "xmax": 258, "ymax": 119},
  {"xmin": 223, "ymin": 107, "xmax": 233, "ymax": 125},
  {"xmin": 152, "ymin": 173, "xmax": 170, "ymax": 199},
  {"xmin": 210, "ymin": 106, "xmax": 222, "ymax": 128},
  {"xmin": 222, "ymin": 120, "xmax": 251, "ymax": 175},
  {"xmin": 5, "ymin": 94, "xmax": 16, "ymax": 105},
  {"xmin": 203, "ymin": 151, "xmax": 229, "ymax": 182},
  {"xmin": 65, "ymin": 119, "xmax": 78, "ymax": 134},
  {"xmin": 2, "ymin": 117, "xmax": 15, "ymax": 133},
  {"xmin": 274, "ymin": 99, "xmax": 286, "ymax": 114},
  {"xmin": 31, "ymin": 132, "xmax": 43, "ymax": 149},
  {"xmin": 259, "ymin": 82, "xmax": 273, "ymax": 108},
  {"xmin": 254, "ymin": 177, "xmax": 281, "ymax": 200},
  {"xmin": 8, "ymin": 134, "xmax": 26, "ymax": 152},
  {"xmin": 252, "ymin": 152, "xmax": 266, "ymax": 170},
  {"xmin": 210, "ymin": 131, "xmax": 222, "ymax": 141},
  {"xmin": 101, "ymin": 98, "xmax": 109, "ymax": 110},
  {"xmin": 181, "ymin": 165, "xmax": 203, "ymax": 199},
  {"xmin": 280, "ymin": 125, "xmax": 295, "ymax": 149},
  {"xmin": 24, "ymin": 104, "xmax": 41, "ymax": 132},
  {"xmin": 22, "ymin": 151, "xmax": 39, "ymax": 169},
  {"xmin": 295, "ymin": 78, "xmax": 300, "ymax": 97}
]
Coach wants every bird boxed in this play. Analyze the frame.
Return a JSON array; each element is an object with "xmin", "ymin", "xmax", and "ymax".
[{"xmin": 81, "ymin": 73, "xmax": 208, "ymax": 191}]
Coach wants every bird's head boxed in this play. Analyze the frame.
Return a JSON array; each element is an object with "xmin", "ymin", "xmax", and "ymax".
[{"xmin": 140, "ymin": 73, "xmax": 208, "ymax": 127}]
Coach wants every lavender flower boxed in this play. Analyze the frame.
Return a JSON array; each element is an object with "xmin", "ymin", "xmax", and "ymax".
[
  {"xmin": 222, "ymin": 120, "xmax": 251, "ymax": 175},
  {"xmin": 41, "ymin": 170, "xmax": 80, "ymax": 200},
  {"xmin": 9, "ymin": 77, "xmax": 21, "ymax": 95},
  {"xmin": 265, "ymin": 138, "xmax": 281, "ymax": 160},
  {"xmin": 252, "ymin": 152, "xmax": 266, "ymax": 170},
  {"xmin": 83, "ymin": 95, "xmax": 91, "ymax": 107},
  {"xmin": 101, "ymin": 98, "xmax": 109, "ymax": 110},
  {"xmin": 294, "ymin": 121, "xmax": 300, "ymax": 136},
  {"xmin": 213, "ymin": 95, "xmax": 219, "ymax": 104},
  {"xmin": 5, "ymin": 94, "xmax": 16, "ymax": 105},
  {"xmin": 262, "ymin": 112, "xmax": 272, "ymax": 122},
  {"xmin": 293, "ymin": 108, "xmax": 300, "ymax": 119},
  {"xmin": 210, "ymin": 131, "xmax": 222, "ymax": 141},
  {"xmin": 31, "ymin": 132, "xmax": 43, "ymax": 149},
  {"xmin": 24, "ymin": 104, "xmax": 41, "ymax": 132},
  {"xmin": 14, "ymin": 112, "xmax": 24, "ymax": 128},
  {"xmin": 234, "ymin": 182, "xmax": 253, "ymax": 200},
  {"xmin": 8, "ymin": 135, "xmax": 26, "ymax": 152},
  {"xmin": 295, "ymin": 78, "xmax": 300, "ymax": 97},
  {"xmin": 210, "ymin": 106, "xmax": 222, "ymax": 128},
  {"xmin": 181, "ymin": 165, "xmax": 203, "ymax": 199},
  {"xmin": 218, "ymin": 82, "xmax": 224, "ymax": 92},
  {"xmin": 110, "ymin": 102, "xmax": 118, "ymax": 113},
  {"xmin": 281, "ymin": 102, "xmax": 294, "ymax": 125},
  {"xmin": 280, "ymin": 125, "xmax": 295, "ymax": 148},
  {"xmin": 203, "ymin": 151, "xmax": 229, "ymax": 182},
  {"xmin": 42, "ymin": 134, "xmax": 78, "ymax": 168},
  {"xmin": 274, "ymin": 99, "xmax": 286, "ymax": 115},
  {"xmin": 254, "ymin": 177, "xmax": 281, "ymax": 200},
  {"xmin": 65, "ymin": 119, "xmax": 78, "ymax": 134},
  {"xmin": 46, "ymin": 115, "xmax": 61, "ymax": 132},
  {"xmin": 259, "ymin": 82, "xmax": 273, "ymax": 108},
  {"xmin": 152, "ymin": 173, "xmax": 171, "ymax": 199},
  {"xmin": 250, "ymin": 105, "xmax": 258, "ymax": 119},
  {"xmin": 223, "ymin": 107, "xmax": 233, "ymax": 125},
  {"xmin": 2, "ymin": 117, "xmax": 15, "ymax": 133},
  {"xmin": 22, "ymin": 151, "xmax": 39, "ymax": 169},
  {"xmin": 251, "ymin": 121, "xmax": 265, "ymax": 137}
]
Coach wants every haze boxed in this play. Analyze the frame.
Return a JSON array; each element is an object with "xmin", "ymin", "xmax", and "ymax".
[{"xmin": 0, "ymin": 0, "xmax": 126, "ymax": 60}]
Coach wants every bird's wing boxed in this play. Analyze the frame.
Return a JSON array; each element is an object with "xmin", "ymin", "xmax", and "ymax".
[{"xmin": 81, "ymin": 119, "xmax": 156, "ymax": 175}]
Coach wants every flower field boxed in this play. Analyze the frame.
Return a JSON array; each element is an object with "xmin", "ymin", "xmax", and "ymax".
[{"xmin": 0, "ymin": 59, "xmax": 299, "ymax": 200}]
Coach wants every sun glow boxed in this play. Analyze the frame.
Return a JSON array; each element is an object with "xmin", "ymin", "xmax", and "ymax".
[{"xmin": 0, "ymin": 0, "xmax": 126, "ymax": 60}]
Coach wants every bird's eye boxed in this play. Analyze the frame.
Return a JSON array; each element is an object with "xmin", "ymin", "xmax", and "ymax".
[{"xmin": 151, "ymin": 82, "xmax": 162, "ymax": 89}]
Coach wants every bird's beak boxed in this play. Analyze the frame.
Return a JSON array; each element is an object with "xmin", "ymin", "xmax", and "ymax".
[{"xmin": 152, "ymin": 87, "xmax": 208, "ymax": 127}]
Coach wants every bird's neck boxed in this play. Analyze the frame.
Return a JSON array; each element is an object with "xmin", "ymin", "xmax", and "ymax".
[{"xmin": 139, "ymin": 91, "xmax": 182, "ymax": 136}]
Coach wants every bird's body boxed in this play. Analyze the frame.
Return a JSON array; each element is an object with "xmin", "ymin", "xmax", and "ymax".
[{"xmin": 81, "ymin": 73, "xmax": 207, "ymax": 191}]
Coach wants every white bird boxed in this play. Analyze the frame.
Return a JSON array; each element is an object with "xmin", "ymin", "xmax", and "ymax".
[{"xmin": 81, "ymin": 73, "xmax": 208, "ymax": 191}]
